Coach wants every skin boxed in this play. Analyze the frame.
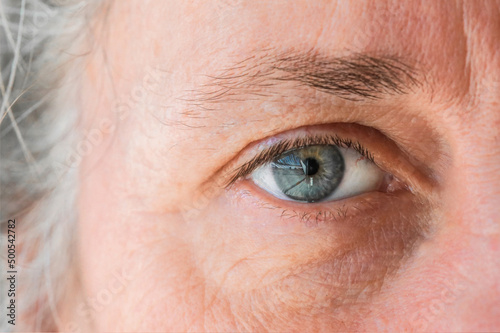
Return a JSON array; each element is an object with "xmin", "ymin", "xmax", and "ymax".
[{"xmin": 59, "ymin": 0, "xmax": 499, "ymax": 331}]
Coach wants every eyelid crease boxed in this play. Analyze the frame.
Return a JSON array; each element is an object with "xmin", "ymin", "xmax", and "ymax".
[{"xmin": 224, "ymin": 134, "xmax": 374, "ymax": 188}]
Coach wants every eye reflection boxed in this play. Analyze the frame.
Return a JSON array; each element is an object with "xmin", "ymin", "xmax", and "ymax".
[{"xmin": 251, "ymin": 143, "xmax": 387, "ymax": 203}]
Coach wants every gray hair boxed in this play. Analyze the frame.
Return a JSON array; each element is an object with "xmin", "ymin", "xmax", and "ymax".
[{"xmin": 1, "ymin": 0, "xmax": 98, "ymax": 330}]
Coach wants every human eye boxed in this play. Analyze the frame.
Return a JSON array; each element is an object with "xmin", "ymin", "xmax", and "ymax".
[
  {"xmin": 250, "ymin": 138, "xmax": 388, "ymax": 203},
  {"xmin": 225, "ymin": 124, "xmax": 409, "ymax": 210}
]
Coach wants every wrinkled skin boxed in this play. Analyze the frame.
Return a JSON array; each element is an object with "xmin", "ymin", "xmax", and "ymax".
[{"xmin": 62, "ymin": 1, "xmax": 500, "ymax": 332}]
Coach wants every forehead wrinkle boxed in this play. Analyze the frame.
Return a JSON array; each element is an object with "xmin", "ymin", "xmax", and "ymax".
[{"xmin": 181, "ymin": 48, "xmax": 422, "ymax": 117}]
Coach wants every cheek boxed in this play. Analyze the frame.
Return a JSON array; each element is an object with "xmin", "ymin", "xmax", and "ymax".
[
  {"xmin": 76, "ymin": 206, "xmax": 212, "ymax": 331},
  {"xmin": 178, "ymin": 187, "xmax": 431, "ymax": 330},
  {"xmin": 77, "ymin": 158, "xmax": 430, "ymax": 332}
]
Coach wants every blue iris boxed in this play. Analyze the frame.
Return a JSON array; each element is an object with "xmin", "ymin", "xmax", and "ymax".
[{"xmin": 271, "ymin": 145, "xmax": 345, "ymax": 202}]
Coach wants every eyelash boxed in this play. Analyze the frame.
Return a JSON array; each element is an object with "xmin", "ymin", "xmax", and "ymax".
[
  {"xmin": 225, "ymin": 134, "xmax": 376, "ymax": 187},
  {"xmin": 281, "ymin": 204, "xmax": 351, "ymax": 225}
]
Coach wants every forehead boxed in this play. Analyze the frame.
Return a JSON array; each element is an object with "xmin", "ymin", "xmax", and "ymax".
[{"xmin": 102, "ymin": 0, "xmax": 498, "ymax": 108}]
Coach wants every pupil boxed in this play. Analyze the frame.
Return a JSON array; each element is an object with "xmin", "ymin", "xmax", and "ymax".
[{"xmin": 304, "ymin": 158, "xmax": 320, "ymax": 176}]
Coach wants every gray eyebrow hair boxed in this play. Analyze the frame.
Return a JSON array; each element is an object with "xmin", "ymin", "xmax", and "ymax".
[{"xmin": 187, "ymin": 50, "xmax": 421, "ymax": 107}]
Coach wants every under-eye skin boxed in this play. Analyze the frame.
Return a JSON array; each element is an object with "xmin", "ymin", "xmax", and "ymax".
[{"xmin": 216, "ymin": 125, "xmax": 432, "ymax": 306}]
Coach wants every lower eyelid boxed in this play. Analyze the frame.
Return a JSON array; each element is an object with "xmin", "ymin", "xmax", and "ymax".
[{"xmin": 233, "ymin": 177, "xmax": 418, "ymax": 227}]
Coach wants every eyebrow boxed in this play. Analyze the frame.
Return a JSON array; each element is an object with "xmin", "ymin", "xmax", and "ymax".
[{"xmin": 189, "ymin": 49, "xmax": 421, "ymax": 105}]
